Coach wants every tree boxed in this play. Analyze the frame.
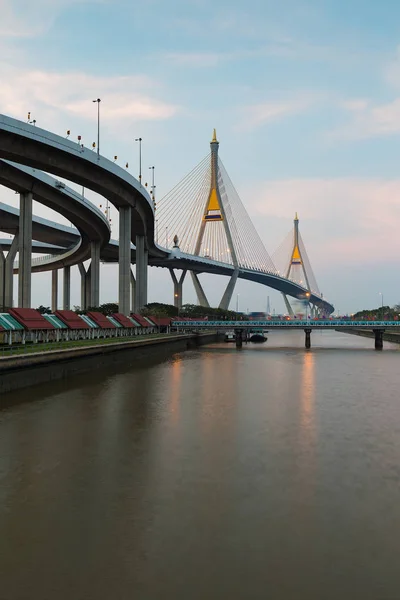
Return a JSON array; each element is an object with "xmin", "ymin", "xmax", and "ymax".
[
  {"xmin": 36, "ymin": 305, "xmax": 51, "ymax": 314},
  {"xmin": 140, "ymin": 302, "xmax": 178, "ymax": 317}
]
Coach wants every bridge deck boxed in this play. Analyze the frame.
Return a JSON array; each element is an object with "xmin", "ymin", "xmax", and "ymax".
[{"xmin": 173, "ymin": 320, "xmax": 400, "ymax": 329}]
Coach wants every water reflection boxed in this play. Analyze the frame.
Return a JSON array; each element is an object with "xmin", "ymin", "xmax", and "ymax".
[{"xmin": 2, "ymin": 333, "xmax": 400, "ymax": 599}]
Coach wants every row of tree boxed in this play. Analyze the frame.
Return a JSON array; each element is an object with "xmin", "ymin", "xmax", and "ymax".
[
  {"xmin": 353, "ymin": 305, "xmax": 400, "ymax": 320},
  {"xmin": 36, "ymin": 301, "xmax": 247, "ymax": 320}
]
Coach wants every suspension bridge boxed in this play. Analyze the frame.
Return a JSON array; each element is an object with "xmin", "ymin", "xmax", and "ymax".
[{"xmin": 0, "ymin": 114, "xmax": 334, "ymax": 316}]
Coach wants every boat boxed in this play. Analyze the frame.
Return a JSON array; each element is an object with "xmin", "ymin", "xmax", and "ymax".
[
  {"xmin": 249, "ymin": 332, "xmax": 267, "ymax": 343},
  {"xmin": 225, "ymin": 331, "xmax": 236, "ymax": 342}
]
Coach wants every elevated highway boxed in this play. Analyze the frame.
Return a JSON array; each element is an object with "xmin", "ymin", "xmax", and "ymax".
[{"xmin": 0, "ymin": 114, "xmax": 335, "ymax": 315}]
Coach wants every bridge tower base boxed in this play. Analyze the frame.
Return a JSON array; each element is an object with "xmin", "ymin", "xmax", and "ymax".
[
  {"xmin": 219, "ymin": 270, "xmax": 239, "ymax": 311},
  {"xmin": 191, "ymin": 272, "xmax": 210, "ymax": 307}
]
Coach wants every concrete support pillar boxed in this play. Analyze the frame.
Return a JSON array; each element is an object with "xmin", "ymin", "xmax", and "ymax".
[
  {"xmin": 130, "ymin": 268, "xmax": 136, "ymax": 313},
  {"xmin": 51, "ymin": 269, "xmax": 58, "ymax": 312},
  {"xmin": 0, "ymin": 251, "xmax": 5, "ymax": 311},
  {"xmin": 85, "ymin": 264, "xmax": 92, "ymax": 309},
  {"xmin": 191, "ymin": 272, "xmax": 210, "ymax": 307},
  {"xmin": 143, "ymin": 249, "xmax": 148, "ymax": 307},
  {"xmin": 63, "ymin": 266, "xmax": 71, "ymax": 310},
  {"xmin": 169, "ymin": 269, "xmax": 187, "ymax": 309},
  {"xmin": 3, "ymin": 234, "xmax": 19, "ymax": 309},
  {"xmin": 219, "ymin": 269, "xmax": 239, "ymax": 310},
  {"xmin": 135, "ymin": 234, "xmax": 148, "ymax": 312},
  {"xmin": 235, "ymin": 329, "xmax": 243, "ymax": 348},
  {"xmin": 119, "ymin": 206, "xmax": 131, "ymax": 316},
  {"xmin": 78, "ymin": 262, "xmax": 87, "ymax": 310},
  {"xmin": 304, "ymin": 328, "xmax": 311, "ymax": 349},
  {"xmin": 373, "ymin": 329, "xmax": 384, "ymax": 350},
  {"xmin": 18, "ymin": 192, "xmax": 33, "ymax": 308},
  {"xmin": 90, "ymin": 241, "xmax": 101, "ymax": 308}
]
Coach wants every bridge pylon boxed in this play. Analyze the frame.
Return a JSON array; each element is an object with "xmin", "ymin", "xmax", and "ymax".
[
  {"xmin": 281, "ymin": 213, "xmax": 316, "ymax": 316},
  {"xmin": 191, "ymin": 129, "xmax": 239, "ymax": 310}
]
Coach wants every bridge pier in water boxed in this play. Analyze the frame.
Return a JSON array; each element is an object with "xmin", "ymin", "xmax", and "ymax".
[
  {"xmin": 235, "ymin": 328, "xmax": 243, "ymax": 348},
  {"xmin": 304, "ymin": 328, "xmax": 312, "ymax": 349},
  {"xmin": 373, "ymin": 329, "xmax": 384, "ymax": 350}
]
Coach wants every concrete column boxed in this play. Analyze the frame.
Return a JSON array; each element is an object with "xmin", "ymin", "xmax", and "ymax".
[
  {"xmin": 63, "ymin": 266, "xmax": 71, "ymax": 310},
  {"xmin": 219, "ymin": 269, "xmax": 239, "ymax": 310},
  {"xmin": 119, "ymin": 206, "xmax": 131, "ymax": 316},
  {"xmin": 130, "ymin": 268, "xmax": 136, "ymax": 313},
  {"xmin": 143, "ymin": 249, "xmax": 148, "ymax": 307},
  {"xmin": 373, "ymin": 329, "xmax": 384, "ymax": 350},
  {"xmin": 0, "ymin": 251, "xmax": 5, "ymax": 311},
  {"xmin": 170, "ymin": 269, "xmax": 187, "ymax": 309},
  {"xmin": 191, "ymin": 272, "xmax": 210, "ymax": 307},
  {"xmin": 78, "ymin": 263, "xmax": 87, "ymax": 310},
  {"xmin": 90, "ymin": 241, "xmax": 101, "ymax": 308},
  {"xmin": 4, "ymin": 234, "xmax": 19, "ymax": 309},
  {"xmin": 235, "ymin": 329, "xmax": 243, "ymax": 348},
  {"xmin": 304, "ymin": 328, "xmax": 312, "ymax": 349},
  {"xmin": 135, "ymin": 234, "xmax": 148, "ymax": 312},
  {"xmin": 85, "ymin": 264, "xmax": 92, "ymax": 309},
  {"xmin": 51, "ymin": 269, "xmax": 58, "ymax": 312},
  {"xmin": 18, "ymin": 192, "xmax": 33, "ymax": 308}
]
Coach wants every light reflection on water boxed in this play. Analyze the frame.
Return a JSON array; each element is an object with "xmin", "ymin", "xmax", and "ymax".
[{"xmin": 1, "ymin": 331, "xmax": 400, "ymax": 599}]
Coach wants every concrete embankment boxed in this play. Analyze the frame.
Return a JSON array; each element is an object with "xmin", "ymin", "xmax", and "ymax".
[
  {"xmin": 0, "ymin": 333, "xmax": 218, "ymax": 396},
  {"xmin": 339, "ymin": 328, "xmax": 400, "ymax": 345}
]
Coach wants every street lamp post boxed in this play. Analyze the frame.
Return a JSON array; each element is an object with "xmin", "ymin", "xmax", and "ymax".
[
  {"xmin": 236, "ymin": 293, "xmax": 239, "ymax": 313},
  {"xmin": 379, "ymin": 292, "xmax": 384, "ymax": 321},
  {"xmin": 149, "ymin": 165, "xmax": 156, "ymax": 206},
  {"xmin": 135, "ymin": 138, "xmax": 142, "ymax": 185},
  {"xmin": 92, "ymin": 98, "xmax": 101, "ymax": 157}
]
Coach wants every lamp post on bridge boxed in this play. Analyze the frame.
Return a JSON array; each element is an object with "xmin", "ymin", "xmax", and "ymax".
[
  {"xmin": 135, "ymin": 137, "xmax": 143, "ymax": 185},
  {"xmin": 379, "ymin": 292, "xmax": 384, "ymax": 321},
  {"xmin": 92, "ymin": 98, "xmax": 101, "ymax": 157}
]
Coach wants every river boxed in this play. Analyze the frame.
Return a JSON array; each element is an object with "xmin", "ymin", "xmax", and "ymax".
[{"xmin": 1, "ymin": 331, "xmax": 400, "ymax": 599}]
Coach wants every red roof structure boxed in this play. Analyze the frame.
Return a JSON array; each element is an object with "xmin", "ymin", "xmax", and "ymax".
[
  {"xmin": 111, "ymin": 313, "xmax": 136, "ymax": 328},
  {"xmin": 86, "ymin": 311, "xmax": 116, "ymax": 328},
  {"xmin": 55, "ymin": 310, "xmax": 90, "ymax": 329},
  {"xmin": 9, "ymin": 308, "xmax": 54, "ymax": 330},
  {"xmin": 131, "ymin": 313, "xmax": 153, "ymax": 327},
  {"xmin": 150, "ymin": 317, "xmax": 172, "ymax": 327}
]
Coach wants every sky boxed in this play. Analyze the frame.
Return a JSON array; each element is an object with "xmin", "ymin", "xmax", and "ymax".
[{"xmin": 1, "ymin": 0, "xmax": 400, "ymax": 314}]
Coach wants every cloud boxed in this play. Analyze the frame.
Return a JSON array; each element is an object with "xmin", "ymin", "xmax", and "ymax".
[
  {"xmin": 0, "ymin": 69, "xmax": 179, "ymax": 132},
  {"xmin": 238, "ymin": 96, "xmax": 315, "ymax": 130},
  {"xmin": 331, "ymin": 96, "xmax": 400, "ymax": 139}
]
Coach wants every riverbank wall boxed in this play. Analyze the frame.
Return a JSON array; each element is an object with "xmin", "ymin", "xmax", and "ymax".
[
  {"xmin": 339, "ymin": 328, "xmax": 400, "ymax": 345},
  {"xmin": 0, "ymin": 333, "xmax": 219, "ymax": 396}
]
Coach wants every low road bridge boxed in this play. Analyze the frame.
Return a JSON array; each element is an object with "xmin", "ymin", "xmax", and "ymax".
[{"xmin": 172, "ymin": 320, "xmax": 400, "ymax": 349}]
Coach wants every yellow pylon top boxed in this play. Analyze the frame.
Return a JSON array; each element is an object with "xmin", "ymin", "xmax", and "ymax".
[
  {"xmin": 294, "ymin": 212, "xmax": 299, "ymax": 221},
  {"xmin": 211, "ymin": 128, "xmax": 218, "ymax": 143}
]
